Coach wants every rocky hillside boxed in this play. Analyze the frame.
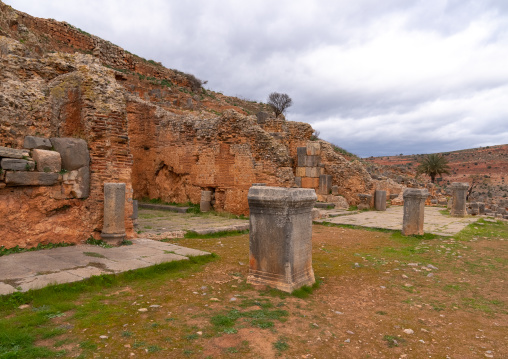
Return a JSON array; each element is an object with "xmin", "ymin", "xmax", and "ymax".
[{"xmin": 365, "ymin": 144, "xmax": 508, "ymax": 203}]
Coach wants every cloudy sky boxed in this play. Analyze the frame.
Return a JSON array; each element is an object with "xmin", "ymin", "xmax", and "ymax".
[{"xmin": 5, "ymin": 0, "xmax": 508, "ymax": 157}]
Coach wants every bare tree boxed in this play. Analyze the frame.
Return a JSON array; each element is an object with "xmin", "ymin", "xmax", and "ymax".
[{"xmin": 267, "ymin": 92, "xmax": 292, "ymax": 118}]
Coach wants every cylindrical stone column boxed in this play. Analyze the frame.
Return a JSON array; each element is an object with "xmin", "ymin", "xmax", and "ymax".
[
  {"xmin": 101, "ymin": 183, "xmax": 126, "ymax": 245},
  {"xmin": 247, "ymin": 186, "xmax": 317, "ymax": 292},
  {"xmin": 450, "ymin": 182, "xmax": 469, "ymax": 217},
  {"xmin": 200, "ymin": 190, "xmax": 212, "ymax": 212},
  {"xmin": 375, "ymin": 190, "xmax": 387, "ymax": 211},
  {"xmin": 402, "ymin": 188, "xmax": 429, "ymax": 236}
]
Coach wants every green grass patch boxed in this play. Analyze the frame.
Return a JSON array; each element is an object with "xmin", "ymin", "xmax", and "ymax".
[
  {"xmin": 273, "ymin": 336, "xmax": 290, "ymax": 353},
  {"xmin": 210, "ymin": 307, "xmax": 288, "ymax": 333},
  {"xmin": 454, "ymin": 218, "xmax": 508, "ymax": 241},
  {"xmin": 183, "ymin": 229, "xmax": 248, "ymax": 239},
  {"xmin": 0, "ymin": 242, "xmax": 74, "ymax": 257},
  {"xmin": 291, "ymin": 279, "xmax": 322, "ymax": 299},
  {"xmin": 383, "ymin": 335, "xmax": 406, "ymax": 348},
  {"xmin": 82, "ymin": 252, "xmax": 106, "ymax": 258}
]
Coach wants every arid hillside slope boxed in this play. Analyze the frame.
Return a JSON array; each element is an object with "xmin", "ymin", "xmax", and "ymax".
[{"xmin": 365, "ymin": 144, "xmax": 508, "ymax": 203}]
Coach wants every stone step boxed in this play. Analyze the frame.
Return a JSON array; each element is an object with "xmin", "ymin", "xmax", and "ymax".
[
  {"xmin": 314, "ymin": 202, "xmax": 335, "ymax": 209},
  {"xmin": 138, "ymin": 203, "xmax": 190, "ymax": 213}
]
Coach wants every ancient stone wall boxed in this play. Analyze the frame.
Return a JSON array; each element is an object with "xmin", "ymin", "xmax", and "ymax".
[
  {"xmin": 0, "ymin": 37, "xmax": 134, "ymax": 248},
  {"xmin": 127, "ymin": 97, "xmax": 312, "ymax": 215}
]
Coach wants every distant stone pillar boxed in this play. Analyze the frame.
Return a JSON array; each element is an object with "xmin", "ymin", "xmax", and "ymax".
[
  {"xmin": 450, "ymin": 182, "xmax": 469, "ymax": 217},
  {"xmin": 247, "ymin": 186, "xmax": 316, "ymax": 292},
  {"xmin": 375, "ymin": 190, "xmax": 387, "ymax": 211},
  {"xmin": 318, "ymin": 174, "xmax": 332, "ymax": 195},
  {"xmin": 101, "ymin": 183, "xmax": 126, "ymax": 245},
  {"xmin": 131, "ymin": 199, "xmax": 138, "ymax": 220},
  {"xmin": 200, "ymin": 190, "xmax": 212, "ymax": 212},
  {"xmin": 478, "ymin": 202, "xmax": 485, "ymax": 215},
  {"xmin": 402, "ymin": 188, "xmax": 429, "ymax": 236}
]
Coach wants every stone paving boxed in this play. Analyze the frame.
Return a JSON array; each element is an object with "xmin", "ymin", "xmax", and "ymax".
[
  {"xmin": 136, "ymin": 209, "xmax": 249, "ymax": 240},
  {"xmin": 315, "ymin": 206, "xmax": 479, "ymax": 236},
  {"xmin": 0, "ymin": 238, "xmax": 209, "ymax": 296}
]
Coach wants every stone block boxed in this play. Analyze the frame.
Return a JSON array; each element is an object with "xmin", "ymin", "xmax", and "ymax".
[
  {"xmin": 358, "ymin": 193, "xmax": 373, "ymax": 209},
  {"xmin": 256, "ymin": 111, "xmax": 269, "ymax": 124},
  {"xmin": 294, "ymin": 177, "xmax": 302, "ymax": 187},
  {"xmin": 5, "ymin": 172, "xmax": 59, "ymax": 186},
  {"xmin": 331, "ymin": 185, "xmax": 339, "ymax": 196},
  {"xmin": 402, "ymin": 189, "xmax": 429, "ymax": 236},
  {"xmin": 478, "ymin": 202, "xmax": 485, "ymax": 215},
  {"xmin": 297, "ymin": 147, "xmax": 307, "ymax": 167},
  {"xmin": 23, "ymin": 136, "xmax": 52, "ymax": 150},
  {"xmin": 50, "ymin": 138, "xmax": 89, "ymax": 171},
  {"xmin": 62, "ymin": 166, "xmax": 90, "ymax": 198},
  {"xmin": 247, "ymin": 186, "xmax": 316, "ymax": 292},
  {"xmin": 305, "ymin": 155, "xmax": 320, "ymax": 167},
  {"xmin": 450, "ymin": 182, "xmax": 469, "ymax": 217},
  {"xmin": 101, "ymin": 183, "xmax": 126, "ymax": 245},
  {"xmin": 0, "ymin": 146, "xmax": 29, "ymax": 159},
  {"xmin": 200, "ymin": 190, "xmax": 212, "ymax": 212},
  {"xmin": 31, "ymin": 149, "xmax": 61, "ymax": 172},
  {"xmin": 306, "ymin": 142, "xmax": 321, "ymax": 156},
  {"xmin": 295, "ymin": 167, "xmax": 306, "ymax": 177},
  {"xmin": 132, "ymin": 200, "xmax": 138, "ymax": 220},
  {"xmin": 305, "ymin": 167, "xmax": 321, "ymax": 178},
  {"xmin": 0, "ymin": 158, "xmax": 35, "ymax": 171},
  {"xmin": 389, "ymin": 193, "xmax": 399, "ymax": 200},
  {"xmin": 375, "ymin": 190, "xmax": 387, "ymax": 211},
  {"xmin": 318, "ymin": 174, "xmax": 332, "ymax": 195},
  {"xmin": 301, "ymin": 177, "xmax": 319, "ymax": 188}
]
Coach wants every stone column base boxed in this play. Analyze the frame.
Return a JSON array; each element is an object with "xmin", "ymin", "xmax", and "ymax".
[{"xmin": 100, "ymin": 232, "xmax": 125, "ymax": 246}]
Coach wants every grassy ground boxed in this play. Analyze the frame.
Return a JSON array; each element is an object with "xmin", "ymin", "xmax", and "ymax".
[{"xmin": 0, "ymin": 218, "xmax": 506, "ymax": 358}]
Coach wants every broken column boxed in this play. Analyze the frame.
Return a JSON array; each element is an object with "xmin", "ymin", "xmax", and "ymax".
[
  {"xmin": 450, "ymin": 182, "xmax": 469, "ymax": 217},
  {"xmin": 247, "ymin": 186, "xmax": 316, "ymax": 292},
  {"xmin": 402, "ymin": 188, "xmax": 429, "ymax": 236},
  {"xmin": 101, "ymin": 183, "xmax": 126, "ymax": 245},
  {"xmin": 200, "ymin": 190, "xmax": 212, "ymax": 212},
  {"xmin": 375, "ymin": 190, "xmax": 387, "ymax": 211}
]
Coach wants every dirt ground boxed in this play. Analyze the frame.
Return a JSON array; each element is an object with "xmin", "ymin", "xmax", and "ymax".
[{"xmin": 9, "ymin": 219, "xmax": 507, "ymax": 358}]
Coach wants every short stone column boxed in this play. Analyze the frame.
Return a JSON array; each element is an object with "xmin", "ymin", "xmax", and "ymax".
[
  {"xmin": 450, "ymin": 182, "xmax": 469, "ymax": 217},
  {"xmin": 402, "ymin": 189, "xmax": 429, "ymax": 236},
  {"xmin": 247, "ymin": 186, "xmax": 316, "ymax": 292},
  {"xmin": 318, "ymin": 174, "xmax": 332, "ymax": 195},
  {"xmin": 375, "ymin": 190, "xmax": 387, "ymax": 211},
  {"xmin": 200, "ymin": 190, "xmax": 212, "ymax": 212},
  {"xmin": 101, "ymin": 183, "xmax": 126, "ymax": 245},
  {"xmin": 131, "ymin": 199, "xmax": 138, "ymax": 220}
]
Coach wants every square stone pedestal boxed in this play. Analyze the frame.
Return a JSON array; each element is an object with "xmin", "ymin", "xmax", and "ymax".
[{"xmin": 247, "ymin": 186, "xmax": 316, "ymax": 292}]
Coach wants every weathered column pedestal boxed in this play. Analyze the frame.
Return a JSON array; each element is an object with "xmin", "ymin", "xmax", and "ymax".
[
  {"xmin": 450, "ymin": 182, "xmax": 469, "ymax": 217},
  {"xmin": 375, "ymin": 190, "xmax": 387, "ymax": 211},
  {"xmin": 402, "ymin": 188, "xmax": 429, "ymax": 236},
  {"xmin": 200, "ymin": 190, "xmax": 212, "ymax": 212},
  {"xmin": 247, "ymin": 186, "xmax": 317, "ymax": 292},
  {"xmin": 101, "ymin": 183, "xmax": 126, "ymax": 245}
]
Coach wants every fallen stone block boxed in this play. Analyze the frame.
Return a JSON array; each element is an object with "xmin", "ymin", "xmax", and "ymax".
[
  {"xmin": 295, "ymin": 167, "xmax": 306, "ymax": 177},
  {"xmin": 31, "ymin": 149, "xmax": 61, "ymax": 172},
  {"xmin": 0, "ymin": 158, "xmax": 35, "ymax": 171},
  {"xmin": 306, "ymin": 142, "xmax": 321, "ymax": 156},
  {"xmin": 305, "ymin": 167, "xmax": 321, "ymax": 178},
  {"xmin": 50, "ymin": 138, "xmax": 90, "ymax": 171},
  {"xmin": 301, "ymin": 177, "xmax": 319, "ymax": 188},
  {"xmin": 62, "ymin": 166, "xmax": 90, "ymax": 198},
  {"xmin": 0, "ymin": 146, "xmax": 29, "ymax": 159},
  {"xmin": 305, "ymin": 155, "xmax": 320, "ymax": 167},
  {"xmin": 5, "ymin": 172, "xmax": 59, "ymax": 186},
  {"xmin": 23, "ymin": 136, "xmax": 52, "ymax": 150},
  {"xmin": 297, "ymin": 147, "xmax": 307, "ymax": 167},
  {"xmin": 331, "ymin": 185, "xmax": 339, "ymax": 195}
]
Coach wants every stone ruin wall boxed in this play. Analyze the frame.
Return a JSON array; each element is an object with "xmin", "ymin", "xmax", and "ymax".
[
  {"xmin": 127, "ymin": 98, "xmax": 314, "ymax": 215},
  {"xmin": 0, "ymin": 38, "xmax": 134, "ymax": 248}
]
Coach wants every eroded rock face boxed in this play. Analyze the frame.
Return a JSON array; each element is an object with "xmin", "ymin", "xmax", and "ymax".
[{"xmin": 318, "ymin": 141, "xmax": 375, "ymax": 206}]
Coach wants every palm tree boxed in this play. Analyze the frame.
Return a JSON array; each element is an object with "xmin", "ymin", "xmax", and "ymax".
[{"xmin": 416, "ymin": 153, "xmax": 451, "ymax": 183}]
